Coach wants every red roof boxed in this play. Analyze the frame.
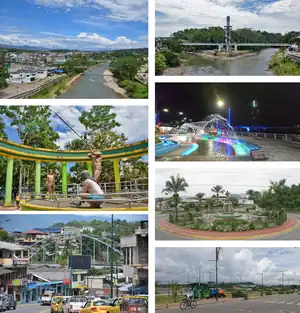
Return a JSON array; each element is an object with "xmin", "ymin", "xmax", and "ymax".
[{"xmin": 24, "ymin": 230, "xmax": 48, "ymax": 235}]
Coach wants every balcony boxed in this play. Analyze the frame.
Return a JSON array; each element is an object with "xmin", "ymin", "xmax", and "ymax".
[{"xmin": 0, "ymin": 257, "xmax": 29, "ymax": 268}]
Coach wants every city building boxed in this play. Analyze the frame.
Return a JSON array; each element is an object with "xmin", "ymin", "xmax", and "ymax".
[
  {"xmin": 81, "ymin": 226, "xmax": 95, "ymax": 233},
  {"xmin": 0, "ymin": 241, "xmax": 29, "ymax": 302},
  {"xmin": 8, "ymin": 68, "xmax": 47, "ymax": 84},
  {"xmin": 16, "ymin": 230, "xmax": 49, "ymax": 246},
  {"xmin": 120, "ymin": 221, "xmax": 148, "ymax": 294}
]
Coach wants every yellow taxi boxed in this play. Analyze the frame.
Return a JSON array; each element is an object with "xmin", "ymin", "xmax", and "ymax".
[
  {"xmin": 51, "ymin": 296, "xmax": 65, "ymax": 313},
  {"xmin": 79, "ymin": 299, "xmax": 120, "ymax": 313}
]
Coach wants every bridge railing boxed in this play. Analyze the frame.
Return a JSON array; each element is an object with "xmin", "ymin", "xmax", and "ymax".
[{"xmin": 236, "ymin": 132, "xmax": 300, "ymax": 144}]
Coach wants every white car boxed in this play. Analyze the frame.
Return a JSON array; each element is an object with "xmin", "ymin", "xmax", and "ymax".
[{"xmin": 63, "ymin": 296, "xmax": 88, "ymax": 313}]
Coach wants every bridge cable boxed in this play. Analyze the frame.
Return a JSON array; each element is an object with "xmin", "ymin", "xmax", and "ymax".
[{"xmin": 51, "ymin": 110, "xmax": 95, "ymax": 152}]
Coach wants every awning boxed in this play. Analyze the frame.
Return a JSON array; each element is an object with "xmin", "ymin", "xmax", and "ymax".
[
  {"xmin": 119, "ymin": 283, "xmax": 133, "ymax": 291},
  {"xmin": 129, "ymin": 285, "xmax": 148, "ymax": 295},
  {"xmin": 0, "ymin": 269, "xmax": 14, "ymax": 276}
]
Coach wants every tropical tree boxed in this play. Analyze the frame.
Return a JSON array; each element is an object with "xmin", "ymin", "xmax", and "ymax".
[
  {"xmin": 162, "ymin": 174, "xmax": 189, "ymax": 220},
  {"xmin": 195, "ymin": 192, "xmax": 205, "ymax": 211},
  {"xmin": 0, "ymin": 106, "xmax": 59, "ymax": 192},
  {"xmin": 211, "ymin": 185, "xmax": 225, "ymax": 201},
  {"xmin": 205, "ymin": 198, "xmax": 215, "ymax": 213}
]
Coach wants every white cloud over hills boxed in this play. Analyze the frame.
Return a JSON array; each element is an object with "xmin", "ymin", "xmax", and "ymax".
[{"xmin": 156, "ymin": 0, "xmax": 300, "ymax": 37}]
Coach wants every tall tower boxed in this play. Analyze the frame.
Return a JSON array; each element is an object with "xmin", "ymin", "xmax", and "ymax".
[{"xmin": 224, "ymin": 16, "xmax": 232, "ymax": 52}]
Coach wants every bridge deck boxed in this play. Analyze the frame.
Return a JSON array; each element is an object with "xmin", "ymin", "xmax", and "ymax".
[{"xmin": 182, "ymin": 43, "xmax": 290, "ymax": 47}]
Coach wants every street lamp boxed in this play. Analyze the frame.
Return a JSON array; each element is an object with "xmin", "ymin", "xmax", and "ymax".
[
  {"xmin": 178, "ymin": 112, "xmax": 184, "ymax": 115},
  {"xmin": 217, "ymin": 100, "xmax": 224, "ymax": 107},
  {"xmin": 163, "ymin": 108, "xmax": 169, "ymax": 112}
]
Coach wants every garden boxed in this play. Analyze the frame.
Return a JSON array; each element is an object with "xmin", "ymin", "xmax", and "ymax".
[{"xmin": 158, "ymin": 174, "xmax": 293, "ymax": 233}]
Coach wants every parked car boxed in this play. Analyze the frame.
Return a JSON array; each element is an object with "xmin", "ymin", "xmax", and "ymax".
[
  {"xmin": 63, "ymin": 296, "xmax": 88, "ymax": 313},
  {"xmin": 6, "ymin": 294, "xmax": 17, "ymax": 310},
  {"xmin": 0, "ymin": 295, "xmax": 7, "ymax": 312},
  {"xmin": 79, "ymin": 299, "xmax": 120, "ymax": 313},
  {"xmin": 41, "ymin": 290, "xmax": 54, "ymax": 305}
]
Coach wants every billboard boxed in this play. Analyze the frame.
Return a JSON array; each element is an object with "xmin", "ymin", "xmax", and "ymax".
[{"xmin": 68, "ymin": 255, "xmax": 91, "ymax": 270}]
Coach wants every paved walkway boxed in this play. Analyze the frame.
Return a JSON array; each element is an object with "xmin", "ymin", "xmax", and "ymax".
[
  {"xmin": 0, "ymin": 205, "xmax": 19, "ymax": 211},
  {"xmin": 156, "ymin": 298, "xmax": 237, "ymax": 310},
  {"xmin": 159, "ymin": 217, "xmax": 298, "ymax": 240}
]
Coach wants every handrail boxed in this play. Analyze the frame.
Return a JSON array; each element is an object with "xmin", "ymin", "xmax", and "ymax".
[{"xmin": 236, "ymin": 131, "xmax": 300, "ymax": 144}]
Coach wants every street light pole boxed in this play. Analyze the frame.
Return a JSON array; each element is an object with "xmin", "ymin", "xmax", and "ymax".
[
  {"xmin": 198, "ymin": 265, "xmax": 202, "ymax": 286},
  {"xmin": 257, "ymin": 273, "xmax": 264, "ymax": 296},
  {"xmin": 110, "ymin": 214, "xmax": 114, "ymax": 298},
  {"xmin": 215, "ymin": 248, "xmax": 220, "ymax": 301}
]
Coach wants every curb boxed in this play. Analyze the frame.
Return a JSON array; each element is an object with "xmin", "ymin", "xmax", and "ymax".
[{"xmin": 159, "ymin": 218, "xmax": 299, "ymax": 240}]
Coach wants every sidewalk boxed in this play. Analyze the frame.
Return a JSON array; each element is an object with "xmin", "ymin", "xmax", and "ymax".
[
  {"xmin": 159, "ymin": 217, "xmax": 298, "ymax": 240},
  {"xmin": 156, "ymin": 298, "xmax": 237, "ymax": 310}
]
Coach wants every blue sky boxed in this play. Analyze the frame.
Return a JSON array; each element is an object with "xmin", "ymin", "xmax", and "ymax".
[
  {"xmin": 156, "ymin": 0, "xmax": 300, "ymax": 37},
  {"xmin": 156, "ymin": 247, "xmax": 300, "ymax": 284},
  {"xmin": 1, "ymin": 214, "xmax": 148, "ymax": 231},
  {"xmin": 0, "ymin": 0, "xmax": 148, "ymax": 50}
]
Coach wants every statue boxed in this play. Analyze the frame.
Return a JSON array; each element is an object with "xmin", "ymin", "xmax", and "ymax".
[
  {"xmin": 47, "ymin": 169, "xmax": 55, "ymax": 199},
  {"xmin": 223, "ymin": 201, "xmax": 234, "ymax": 214},
  {"xmin": 88, "ymin": 151, "xmax": 102, "ymax": 185}
]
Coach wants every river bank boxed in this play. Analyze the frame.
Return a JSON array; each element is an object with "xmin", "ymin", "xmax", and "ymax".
[
  {"xmin": 163, "ymin": 48, "xmax": 277, "ymax": 76},
  {"xmin": 103, "ymin": 69, "xmax": 128, "ymax": 98},
  {"xmin": 188, "ymin": 50, "xmax": 257, "ymax": 61},
  {"xmin": 269, "ymin": 51, "xmax": 300, "ymax": 75}
]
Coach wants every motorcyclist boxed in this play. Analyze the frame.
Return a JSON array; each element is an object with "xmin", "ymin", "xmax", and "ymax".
[{"xmin": 244, "ymin": 292, "xmax": 248, "ymax": 300}]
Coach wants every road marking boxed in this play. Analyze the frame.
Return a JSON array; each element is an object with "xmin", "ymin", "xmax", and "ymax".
[
  {"xmin": 287, "ymin": 302, "xmax": 294, "ymax": 304},
  {"xmin": 40, "ymin": 309, "xmax": 50, "ymax": 313},
  {"xmin": 297, "ymin": 303, "xmax": 300, "ymax": 305},
  {"xmin": 278, "ymin": 301, "xmax": 286, "ymax": 304}
]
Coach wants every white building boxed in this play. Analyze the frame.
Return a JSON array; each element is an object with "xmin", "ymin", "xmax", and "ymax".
[
  {"xmin": 8, "ymin": 69, "xmax": 47, "ymax": 84},
  {"xmin": 120, "ymin": 221, "xmax": 148, "ymax": 289}
]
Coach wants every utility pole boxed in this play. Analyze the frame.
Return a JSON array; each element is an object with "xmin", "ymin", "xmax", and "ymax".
[
  {"xmin": 257, "ymin": 273, "xmax": 264, "ymax": 296},
  {"xmin": 198, "ymin": 264, "xmax": 202, "ymax": 286},
  {"xmin": 110, "ymin": 214, "xmax": 114, "ymax": 298},
  {"xmin": 215, "ymin": 248, "xmax": 220, "ymax": 301}
]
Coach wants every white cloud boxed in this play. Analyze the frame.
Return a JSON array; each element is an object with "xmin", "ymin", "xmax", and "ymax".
[
  {"xmin": 49, "ymin": 105, "xmax": 148, "ymax": 149},
  {"xmin": 31, "ymin": 0, "xmax": 148, "ymax": 22},
  {"xmin": 156, "ymin": 0, "xmax": 300, "ymax": 37},
  {"xmin": 156, "ymin": 168, "xmax": 300, "ymax": 197},
  {"xmin": 156, "ymin": 248, "xmax": 300, "ymax": 284},
  {"xmin": 0, "ymin": 32, "xmax": 143, "ymax": 50}
]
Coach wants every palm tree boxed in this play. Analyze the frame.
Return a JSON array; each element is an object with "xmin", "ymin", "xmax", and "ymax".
[
  {"xmin": 225, "ymin": 191, "xmax": 231, "ymax": 199},
  {"xmin": 195, "ymin": 192, "xmax": 205, "ymax": 211},
  {"xmin": 211, "ymin": 185, "xmax": 225, "ymax": 202},
  {"xmin": 162, "ymin": 174, "xmax": 189, "ymax": 220}
]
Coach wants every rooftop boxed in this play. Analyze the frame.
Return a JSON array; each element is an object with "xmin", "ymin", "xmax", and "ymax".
[
  {"xmin": 0, "ymin": 241, "xmax": 27, "ymax": 251},
  {"xmin": 24, "ymin": 230, "xmax": 48, "ymax": 235}
]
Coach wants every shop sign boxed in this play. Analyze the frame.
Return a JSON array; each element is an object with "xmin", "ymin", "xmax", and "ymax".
[
  {"xmin": 7, "ymin": 281, "xmax": 12, "ymax": 287},
  {"xmin": 63, "ymin": 279, "xmax": 71, "ymax": 285},
  {"xmin": 12, "ymin": 279, "xmax": 21, "ymax": 286},
  {"xmin": 72, "ymin": 282, "xmax": 87, "ymax": 289},
  {"xmin": 21, "ymin": 278, "xmax": 28, "ymax": 286},
  {"xmin": 13, "ymin": 259, "xmax": 29, "ymax": 265}
]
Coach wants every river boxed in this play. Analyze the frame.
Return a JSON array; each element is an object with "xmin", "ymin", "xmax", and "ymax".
[
  {"xmin": 170, "ymin": 48, "xmax": 278, "ymax": 76},
  {"xmin": 58, "ymin": 64, "xmax": 119, "ymax": 98}
]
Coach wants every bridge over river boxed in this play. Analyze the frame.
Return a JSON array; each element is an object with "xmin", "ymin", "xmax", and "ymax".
[{"xmin": 181, "ymin": 42, "xmax": 290, "ymax": 52}]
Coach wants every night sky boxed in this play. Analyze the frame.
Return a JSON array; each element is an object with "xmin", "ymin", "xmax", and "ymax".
[{"xmin": 156, "ymin": 83, "xmax": 300, "ymax": 127}]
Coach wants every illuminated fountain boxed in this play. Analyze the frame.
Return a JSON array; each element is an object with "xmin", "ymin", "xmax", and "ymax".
[{"xmin": 178, "ymin": 114, "xmax": 235, "ymax": 138}]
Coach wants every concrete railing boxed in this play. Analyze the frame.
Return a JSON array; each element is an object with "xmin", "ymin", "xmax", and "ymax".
[
  {"xmin": 236, "ymin": 131, "xmax": 300, "ymax": 144},
  {"xmin": 7, "ymin": 74, "xmax": 67, "ymax": 99}
]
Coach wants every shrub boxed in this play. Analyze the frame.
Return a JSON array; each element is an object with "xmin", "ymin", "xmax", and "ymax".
[
  {"xmin": 198, "ymin": 224, "xmax": 214, "ymax": 231},
  {"xmin": 265, "ymin": 291, "xmax": 272, "ymax": 295},
  {"xmin": 231, "ymin": 290, "xmax": 246, "ymax": 298},
  {"xmin": 278, "ymin": 290, "xmax": 284, "ymax": 294}
]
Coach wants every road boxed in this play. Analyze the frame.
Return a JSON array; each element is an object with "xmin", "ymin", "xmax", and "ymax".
[
  {"xmin": 14, "ymin": 304, "xmax": 50, "ymax": 313},
  {"xmin": 155, "ymin": 213, "xmax": 300, "ymax": 240},
  {"xmin": 158, "ymin": 295, "xmax": 300, "ymax": 313}
]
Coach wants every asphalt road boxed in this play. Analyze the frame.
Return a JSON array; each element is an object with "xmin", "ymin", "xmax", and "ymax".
[
  {"xmin": 155, "ymin": 213, "xmax": 300, "ymax": 240},
  {"xmin": 15, "ymin": 304, "xmax": 50, "ymax": 313},
  {"xmin": 158, "ymin": 295, "xmax": 300, "ymax": 313}
]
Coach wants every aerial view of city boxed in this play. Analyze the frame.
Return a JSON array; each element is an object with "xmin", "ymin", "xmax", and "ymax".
[
  {"xmin": 0, "ymin": 0, "xmax": 148, "ymax": 99},
  {"xmin": 156, "ymin": 83, "xmax": 300, "ymax": 161},
  {"xmin": 155, "ymin": 0, "xmax": 300, "ymax": 76},
  {"xmin": 0, "ymin": 214, "xmax": 148, "ymax": 312}
]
